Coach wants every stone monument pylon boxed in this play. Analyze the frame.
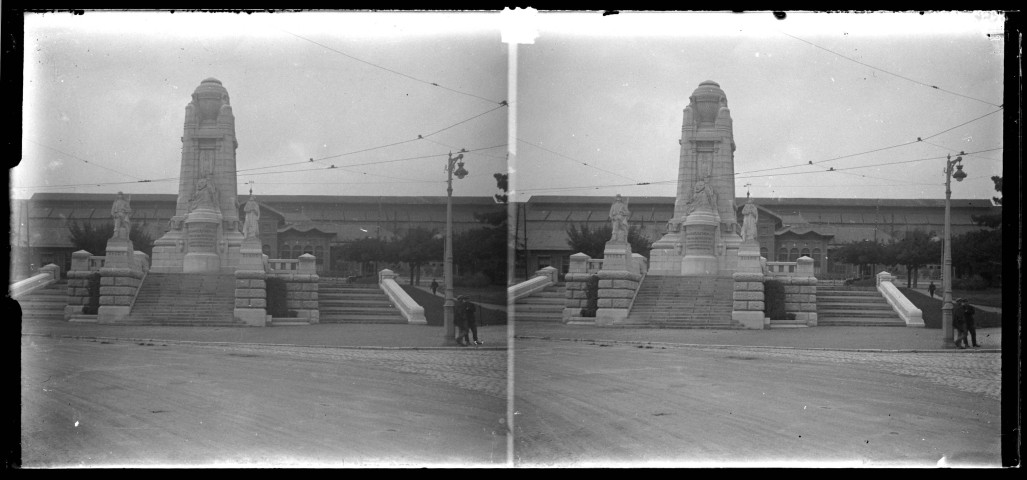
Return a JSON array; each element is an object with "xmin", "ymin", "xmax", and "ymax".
[
  {"xmin": 649, "ymin": 80, "xmax": 742, "ymax": 276},
  {"xmin": 151, "ymin": 78, "xmax": 244, "ymax": 273}
]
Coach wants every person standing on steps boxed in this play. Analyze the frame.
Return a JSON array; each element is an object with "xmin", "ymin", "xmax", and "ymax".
[
  {"xmin": 430, "ymin": 278, "xmax": 439, "ymax": 296},
  {"xmin": 927, "ymin": 281, "xmax": 936, "ymax": 298}
]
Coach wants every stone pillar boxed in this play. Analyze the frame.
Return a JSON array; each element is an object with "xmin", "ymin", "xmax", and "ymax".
[
  {"xmin": 234, "ymin": 237, "xmax": 268, "ymax": 326},
  {"xmin": 647, "ymin": 222, "xmax": 683, "ymax": 276},
  {"xmin": 562, "ymin": 252, "xmax": 591, "ymax": 323},
  {"xmin": 784, "ymin": 257, "xmax": 817, "ymax": 326},
  {"xmin": 65, "ymin": 250, "xmax": 95, "ymax": 320},
  {"xmin": 98, "ymin": 236, "xmax": 143, "ymax": 324},
  {"xmin": 731, "ymin": 271, "xmax": 766, "ymax": 329},
  {"xmin": 183, "ymin": 207, "xmax": 223, "ymax": 273},
  {"xmin": 595, "ymin": 270, "xmax": 642, "ymax": 325},
  {"xmin": 284, "ymin": 253, "xmax": 319, "ymax": 323},
  {"xmin": 681, "ymin": 208, "xmax": 719, "ymax": 275}
]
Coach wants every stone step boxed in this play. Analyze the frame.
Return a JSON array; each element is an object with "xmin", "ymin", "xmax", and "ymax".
[
  {"xmin": 816, "ymin": 303, "xmax": 893, "ymax": 311},
  {"xmin": 319, "ymin": 315, "xmax": 406, "ymax": 324},
  {"xmin": 516, "ymin": 298, "xmax": 565, "ymax": 306},
  {"xmin": 818, "ymin": 318, "xmax": 906, "ymax": 326},
  {"xmin": 512, "ymin": 304, "xmax": 564, "ymax": 313}
]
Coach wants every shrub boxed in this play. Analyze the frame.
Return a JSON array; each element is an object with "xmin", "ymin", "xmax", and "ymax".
[
  {"xmin": 265, "ymin": 277, "xmax": 290, "ymax": 318},
  {"xmin": 580, "ymin": 274, "xmax": 599, "ymax": 318},
  {"xmin": 764, "ymin": 280, "xmax": 787, "ymax": 320},
  {"xmin": 83, "ymin": 272, "xmax": 101, "ymax": 315},
  {"xmin": 952, "ymin": 275, "xmax": 989, "ymax": 291},
  {"xmin": 454, "ymin": 272, "xmax": 492, "ymax": 288}
]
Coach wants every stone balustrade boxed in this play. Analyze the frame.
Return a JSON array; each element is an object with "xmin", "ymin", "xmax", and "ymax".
[
  {"xmin": 379, "ymin": 269, "xmax": 426, "ymax": 324},
  {"xmin": 268, "ymin": 259, "xmax": 300, "ymax": 271},
  {"xmin": 876, "ymin": 271, "xmax": 924, "ymax": 327},
  {"xmin": 9, "ymin": 263, "xmax": 60, "ymax": 299},
  {"xmin": 265, "ymin": 254, "xmax": 319, "ymax": 323},
  {"xmin": 508, "ymin": 266, "xmax": 557, "ymax": 303}
]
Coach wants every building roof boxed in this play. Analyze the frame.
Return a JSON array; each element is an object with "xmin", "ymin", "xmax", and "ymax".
[{"xmin": 520, "ymin": 195, "xmax": 998, "ymax": 209}]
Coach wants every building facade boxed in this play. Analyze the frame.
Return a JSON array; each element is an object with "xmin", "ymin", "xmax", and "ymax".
[
  {"xmin": 10, "ymin": 193, "xmax": 505, "ymax": 279},
  {"xmin": 514, "ymin": 195, "xmax": 1000, "ymax": 279}
]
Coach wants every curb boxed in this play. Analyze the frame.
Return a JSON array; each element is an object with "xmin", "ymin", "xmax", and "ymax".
[
  {"xmin": 513, "ymin": 335, "xmax": 1001, "ymax": 354},
  {"xmin": 22, "ymin": 332, "xmax": 507, "ymax": 352}
]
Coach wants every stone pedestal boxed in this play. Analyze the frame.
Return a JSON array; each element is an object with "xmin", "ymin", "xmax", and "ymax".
[
  {"xmin": 647, "ymin": 228, "xmax": 683, "ymax": 276},
  {"xmin": 681, "ymin": 209, "xmax": 719, "ymax": 276},
  {"xmin": 720, "ymin": 232, "xmax": 742, "ymax": 274},
  {"xmin": 731, "ymin": 271, "xmax": 766, "ymax": 329},
  {"xmin": 563, "ymin": 252, "xmax": 592, "ymax": 322},
  {"xmin": 234, "ymin": 241, "xmax": 269, "ymax": 326},
  {"xmin": 595, "ymin": 270, "xmax": 642, "ymax": 326},
  {"xmin": 98, "ymin": 236, "xmax": 145, "ymax": 324},
  {"xmin": 736, "ymin": 240, "xmax": 763, "ymax": 274},
  {"xmin": 183, "ymin": 208, "xmax": 222, "ymax": 273},
  {"xmin": 601, "ymin": 240, "xmax": 634, "ymax": 273}
]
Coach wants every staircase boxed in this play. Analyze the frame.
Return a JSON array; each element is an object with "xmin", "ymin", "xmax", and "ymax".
[
  {"xmin": 15, "ymin": 281, "xmax": 67, "ymax": 321},
  {"xmin": 513, "ymin": 284, "xmax": 565, "ymax": 322},
  {"xmin": 124, "ymin": 274, "xmax": 242, "ymax": 326},
  {"xmin": 318, "ymin": 280, "xmax": 406, "ymax": 324},
  {"xmin": 625, "ymin": 276, "xmax": 739, "ymax": 328},
  {"xmin": 816, "ymin": 285, "xmax": 904, "ymax": 326}
]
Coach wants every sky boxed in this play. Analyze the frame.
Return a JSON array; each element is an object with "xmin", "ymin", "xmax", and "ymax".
[
  {"xmin": 14, "ymin": 11, "xmax": 1007, "ymax": 203},
  {"xmin": 513, "ymin": 11, "xmax": 1006, "ymax": 202},
  {"xmin": 15, "ymin": 11, "xmax": 508, "ymax": 200}
]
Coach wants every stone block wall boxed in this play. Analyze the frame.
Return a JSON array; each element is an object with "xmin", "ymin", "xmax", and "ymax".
[
  {"xmin": 731, "ymin": 271, "xmax": 766, "ymax": 329},
  {"xmin": 264, "ymin": 254, "xmax": 319, "ymax": 323},
  {"xmin": 595, "ymin": 269, "xmax": 642, "ymax": 325},
  {"xmin": 780, "ymin": 275, "xmax": 818, "ymax": 326},
  {"xmin": 562, "ymin": 253, "xmax": 591, "ymax": 322},
  {"xmin": 65, "ymin": 250, "xmax": 95, "ymax": 319}
]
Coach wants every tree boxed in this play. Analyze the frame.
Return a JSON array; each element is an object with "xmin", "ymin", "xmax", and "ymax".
[
  {"xmin": 833, "ymin": 240, "xmax": 887, "ymax": 278},
  {"xmin": 493, "ymin": 172, "xmax": 508, "ymax": 204},
  {"xmin": 387, "ymin": 228, "xmax": 443, "ymax": 285},
  {"xmin": 67, "ymin": 221, "xmax": 154, "ymax": 258},
  {"xmin": 566, "ymin": 223, "xmax": 652, "ymax": 260},
  {"xmin": 887, "ymin": 230, "xmax": 940, "ymax": 288},
  {"xmin": 341, "ymin": 237, "xmax": 389, "ymax": 276},
  {"xmin": 971, "ymin": 175, "xmax": 1003, "ymax": 228},
  {"xmin": 453, "ymin": 224, "xmax": 506, "ymax": 284},
  {"xmin": 951, "ymin": 228, "xmax": 1002, "ymax": 286}
]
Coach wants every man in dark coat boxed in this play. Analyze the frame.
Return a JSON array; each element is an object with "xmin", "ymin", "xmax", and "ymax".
[
  {"xmin": 454, "ymin": 296, "xmax": 470, "ymax": 346},
  {"xmin": 953, "ymin": 298, "xmax": 969, "ymax": 349},
  {"xmin": 960, "ymin": 298, "xmax": 979, "ymax": 348},
  {"xmin": 927, "ymin": 281, "xmax": 936, "ymax": 298},
  {"xmin": 462, "ymin": 295, "xmax": 481, "ymax": 345}
]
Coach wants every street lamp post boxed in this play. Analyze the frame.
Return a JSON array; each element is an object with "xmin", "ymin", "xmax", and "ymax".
[
  {"xmin": 941, "ymin": 152, "xmax": 966, "ymax": 348},
  {"xmin": 443, "ymin": 150, "xmax": 468, "ymax": 346}
]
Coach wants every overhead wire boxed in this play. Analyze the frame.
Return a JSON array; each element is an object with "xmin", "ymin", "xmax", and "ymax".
[
  {"xmin": 780, "ymin": 31, "xmax": 1003, "ymax": 108},
  {"xmin": 284, "ymin": 30, "xmax": 504, "ymax": 105},
  {"xmin": 516, "ymin": 138, "xmax": 641, "ymax": 183},
  {"xmin": 24, "ymin": 139, "xmax": 144, "ymax": 181}
]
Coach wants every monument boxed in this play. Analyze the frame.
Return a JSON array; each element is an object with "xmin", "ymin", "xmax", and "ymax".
[
  {"xmin": 151, "ymin": 78, "xmax": 244, "ymax": 273},
  {"xmin": 649, "ymin": 80, "xmax": 742, "ymax": 276}
]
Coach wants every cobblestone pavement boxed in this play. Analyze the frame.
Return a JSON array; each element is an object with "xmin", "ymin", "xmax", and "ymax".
[
  {"xmin": 649, "ymin": 343, "xmax": 1002, "ymax": 401},
  {"xmin": 219, "ymin": 342, "xmax": 508, "ymax": 399}
]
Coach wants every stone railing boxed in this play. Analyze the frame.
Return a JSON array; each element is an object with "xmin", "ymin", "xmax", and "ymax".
[
  {"xmin": 586, "ymin": 259, "xmax": 604, "ymax": 274},
  {"xmin": 9, "ymin": 264, "xmax": 60, "ymax": 299},
  {"xmin": 765, "ymin": 261, "xmax": 798, "ymax": 276},
  {"xmin": 88, "ymin": 256, "xmax": 106, "ymax": 271},
  {"xmin": 265, "ymin": 254, "xmax": 319, "ymax": 324},
  {"xmin": 508, "ymin": 266, "xmax": 558, "ymax": 303},
  {"xmin": 268, "ymin": 259, "xmax": 299, "ymax": 271},
  {"xmin": 876, "ymin": 271, "xmax": 924, "ymax": 327},
  {"xmin": 379, "ymin": 269, "xmax": 425, "ymax": 324}
]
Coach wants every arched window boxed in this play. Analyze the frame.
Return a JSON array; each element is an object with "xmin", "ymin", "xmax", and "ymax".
[
  {"xmin": 812, "ymin": 248, "xmax": 822, "ymax": 264},
  {"xmin": 303, "ymin": 245, "xmax": 313, "ymax": 255},
  {"xmin": 778, "ymin": 248, "xmax": 788, "ymax": 262},
  {"xmin": 789, "ymin": 248, "xmax": 799, "ymax": 262},
  {"xmin": 760, "ymin": 247, "xmax": 768, "ymax": 259},
  {"xmin": 291, "ymin": 245, "xmax": 302, "ymax": 259},
  {"xmin": 801, "ymin": 248, "xmax": 811, "ymax": 259}
]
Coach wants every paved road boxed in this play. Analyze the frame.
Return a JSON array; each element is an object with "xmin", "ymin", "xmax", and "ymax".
[
  {"xmin": 21, "ymin": 335, "xmax": 508, "ymax": 467},
  {"xmin": 513, "ymin": 338, "xmax": 1001, "ymax": 467}
]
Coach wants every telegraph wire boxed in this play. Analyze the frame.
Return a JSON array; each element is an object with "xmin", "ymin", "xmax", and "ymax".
[
  {"xmin": 284, "ymin": 30, "xmax": 504, "ymax": 105},
  {"xmin": 781, "ymin": 31, "xmax": 1003, "ymax": 108},
  {"xmin": 24, "ymin": 140, "xmax": 144, "ymax": 181},
  {"xmin": 516, "ymin": 138, "xmax": 640, "ymax": 183}
]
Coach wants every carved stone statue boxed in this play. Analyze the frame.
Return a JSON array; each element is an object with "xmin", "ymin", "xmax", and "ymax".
[
  {"xmin": 609, "ymin": 194, "xmax": 631, "ymax": 243},
  {"xmin": 243, "ymin": 194, "xmax": 260, "ymax": 238},
  {"xmin": 189, "ymin": 176, "xmax": 218, "ymax": 213},
  {"xmin": 111, "ymin": 192, "xmax": 132, "ymax": 239},
  {"xmin": 684, "ymin": 178, "xmax": 718, "ymax": 217},
  {"xmin": 741, "ymin": 198, "xmax": 759, "ymax": 242}
]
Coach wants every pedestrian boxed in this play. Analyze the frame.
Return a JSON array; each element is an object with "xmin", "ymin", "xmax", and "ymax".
[
  {"xmin": 430, "ymin": 278, "xmax": 439, "ymax": 296},
  {"xmin": 953, "ymin": 298, "xmax": 969, "ymax": 349},
  {"xmin": 961, "ymin": 298, "xmax": 979, "ymax": 348},
  {"xmin": 461, "ymin": 295, "xmax": 482, "ymax": 345},
  {"xmin": 927, "ymin": 281, "xmax": 936, "ymax": 298},
  {"xmin": 455, "ymin": 296, "xmax": 470, "ymax": 346}
]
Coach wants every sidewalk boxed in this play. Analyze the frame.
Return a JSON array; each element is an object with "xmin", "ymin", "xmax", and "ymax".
[
  {"xmin": 21, "ymin": 318, "xmax": 509, "ymax": 350},
  {"xmin": 514, "ymin": 322, "xmax": 1003, "ymax": 352}
]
